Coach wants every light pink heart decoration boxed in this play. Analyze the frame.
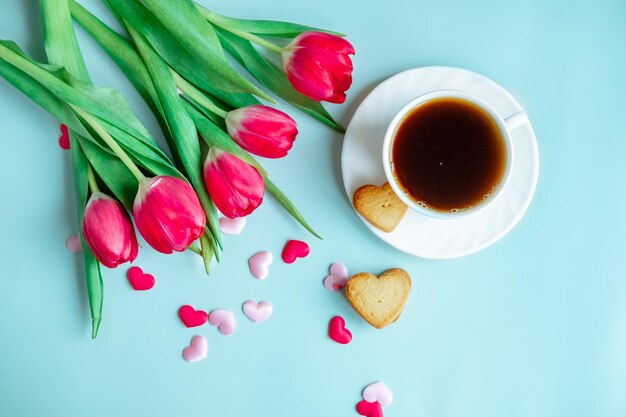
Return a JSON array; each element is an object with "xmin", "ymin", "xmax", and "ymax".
[
  {"xmin": 323, "ymin": 262, "xmax": 349, "ymax": 291},
  {"xmin": 363, "ymin": 381, "xmax": 393, "ymax": 406},
  {"xmin": 66, "ymin": 234, "xmax": 83, "ymax": 253},
  {"xmin": 248, "ymin": 251, "xmax": 273, "ymax": 280},
  {"xmin": 182, "ymin": 335, "xmax": 208, "ymax": 363},
  {"xmin": 208, "ymin": 309, "xmax": 236, "ymax": 335},
  {"xmin": 219, "ymin": 216, "xmax": 246, "ymax": 235},
  {"xmin": 242, "ymin": 300, "xmax": 273, "ymax": 323}
]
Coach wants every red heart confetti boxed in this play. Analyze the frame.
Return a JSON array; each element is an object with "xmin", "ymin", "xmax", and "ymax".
[
  {"xmin": 58, "ymin": 124, "xmax": 70, "ymax": 150},
  {"xmin": 178, "ymin": 305, "xmax": 208, "ymax": 328},
  {"xmin": 281, "ymin": 239, "xmax": 310, "ymax": 264},
  {"xmin": 127, "ymin": 266, "xmax": 155, "ymax": 291},
  {"xmin": 356, "ymin": 400, "xmax": 384, "ymax": 417},
  {"xmin": 328, "ymin": 315, "xmax": 352, "ymax": 344}
]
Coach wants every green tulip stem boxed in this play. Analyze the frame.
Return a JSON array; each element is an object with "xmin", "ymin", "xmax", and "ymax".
[
  {"xmin": 171, "ymin": 70, "xmax": 228, "ymax": 118},
  {"xmin": 72, "ymin": 107, "xmax": 146, "ymax": 182},
  {"xmin": 201, "ymin": 12, "xmax": 283, "ymax": 54},
  {"xmin": 86, "ymin": 164, "xmax": 100, "ymax": 193},
  {"xmin": 187, "ymin": 243, "xmax": 202, "ymax": 256}
]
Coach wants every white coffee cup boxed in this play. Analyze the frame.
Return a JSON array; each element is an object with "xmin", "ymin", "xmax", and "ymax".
[{"xmin": 382, "ymin": 90, "xmax": 519, "ymax": 219}]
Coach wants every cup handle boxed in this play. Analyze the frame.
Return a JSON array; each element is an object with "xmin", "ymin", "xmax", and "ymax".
[{"xmin": 504, "ymin": 111, "xmax": 528, "ymax": 131}]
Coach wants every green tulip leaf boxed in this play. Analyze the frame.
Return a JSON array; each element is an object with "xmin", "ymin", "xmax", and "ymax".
[
  {"xmin": 196, "ymin": 5, "xmax": 345, "ymax": 39},
  {"xmin": 105, "ymin": 0, "xmax": 272, "ymax": 102},
  {"xmin": 69, "ymin": 1, "xmax": 160, "ymax": 111},
  {"xmin": 128, "ymin": 27, "xmax": 222, "ymax": 251},
  {"xmin": 72, "ymin": 1, "xmax": 223, "ymax": 252},
  {"xmin": 0, "ymin": 57, "xmax": 87, "ymax": 136},
  {"xmin": 40, "ymin": 0, "xmax": 103, "ymax": 338},
  {"xmin": 0, "ymin": 45, "xmax": 139, "ymax": 210},
  {"xmin": 69, "ymin": 131, "xmax": 104, "ymax": 339},
  {"xmin": 71, "ymin": 0, "xmax": 259, "ymax": 113},
  {"xmin": 78, "ymin": 137, "xmax": 138, "ymax": 209},
  {"xmin": 141, "ymin": 0, "xmax": 224, "ymax": 58},
  {"xmin": 264, "ymin": 177, "xmax": 322, "ymax": 239},
  {"xmin": 0, "ymin": 41, "xmax": 178, "ymax": 166}
]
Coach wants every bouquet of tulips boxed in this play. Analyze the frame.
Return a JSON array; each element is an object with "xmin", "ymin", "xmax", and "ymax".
[{"xmin": 0, "ymin": 0, "xmax": 355, "ymax": 338}]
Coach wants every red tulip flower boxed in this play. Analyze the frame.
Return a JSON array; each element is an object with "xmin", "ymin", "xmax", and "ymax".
[
  {"xmin": 225, "ymin": 105, "xmax": 298, "ymax": 159},
  {"xmin": 203, "ymin": 148, "xmax": 265, "ymax": 218},
  {"xmin": 82, "ymin": 192, "xmax": 138, "ymax": 268},
  {"xmin": 133, "ymin": 176, "xmax": 206, "ymax": 254},
  {"xmin": 282, "ymin": 31, "xmax": 355, "ymax": 104}
]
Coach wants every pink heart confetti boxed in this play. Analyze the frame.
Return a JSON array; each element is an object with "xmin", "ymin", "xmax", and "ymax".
[
  {"xmin": 208, "ymin": 309, "xmax": 236, "ymax": 335},
  {"xmin": 363, "ymin": 381, "xmax": 393, "ymax": 406},
  {"xmin": 281, "ymin": 239, "xmax": 310, "ymax": 264},
  {"xmin": 242, "ymin": 300, "xmax": 273, "ymax": 323},
  {"xmin": 328, "ymin": 315, "xmax": 352, "ymax": 344},
  {"xmin": 324, "ymin": 262, "xmax": 349, "ymax": 291},
  {"xmin": 178, "ymin": 305, "xmax": 208, "ymax": 328},
  {"xmin": 182, "ymin": 335, "xmax": 208, "ymax": 362},
  {"xmin": 65, "ymin": 234, "xmax": 83, "ymax": 253},
  {"xmin": 58, "ymin": 124, "xmax": 70, "ymax": 150},
  {"xmin": 356, "ymin": 400, "xmax": 383, "ymax": 417},
  {"xmin": 219, "ymin": 216, "xmax": 246, "ymax": 235},
  {"xmin": 248, "ymin": 251, "xmax": 273, "ymax": 280},
  {"xmin": 127, "ymin": 266, "xmax": 155, "ymax": 291}
]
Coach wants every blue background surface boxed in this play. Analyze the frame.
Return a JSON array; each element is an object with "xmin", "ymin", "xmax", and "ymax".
[{"xmin": 1, "ymin": 0, "xmax": 625, "ymax": 416}]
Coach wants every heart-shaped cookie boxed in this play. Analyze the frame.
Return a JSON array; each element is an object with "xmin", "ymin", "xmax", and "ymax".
[
  {"xmin": 353, "ymin": 183, "xmax": 407, "ymax": 232},
  {"xmin": 345, "ymin": 268, "xmax": 411, "ymax": 329}
]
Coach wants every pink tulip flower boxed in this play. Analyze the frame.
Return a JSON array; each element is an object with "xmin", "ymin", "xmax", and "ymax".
[
  {"xmin": 203, "ymin": 148, "xmax": 265, "ymax": 218},
  {"xmin": 133, "ymin": 176, "xmax": 206, "ymax": 254},
  {"xmin": 225, "ymin": 105, "xmax": 298, "ymax": 159},
  {"xmin": 82, "ymin": 192, "xmax": 138, "ymax": 268},
  {"xmin": 282, "ymin": 31, "xmax": 355, "ymax": 104}
]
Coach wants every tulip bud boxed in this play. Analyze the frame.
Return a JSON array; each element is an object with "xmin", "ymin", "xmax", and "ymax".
[
  {"xmin": 282, "ymin": 31, "xmax": 355, "ymax": 104},
  {"xmin": 203, "ymin": 148, "xmax": 265, "ymax": 218},
  {"xmin": 225, "ymin": 105, "xmax": 298, "ymax": 159},
  {"xmin": 82, "ymin": 192, "xmax": 138, "ymax": 268},
  {"xmin": 133, "ymin": 176, "xmax": 206, "ymax": 254}
]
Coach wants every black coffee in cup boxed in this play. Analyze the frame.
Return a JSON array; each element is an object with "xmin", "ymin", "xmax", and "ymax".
[{"xmin": 391, "ymin": 97, "xmax": 507, "ymax": 213}]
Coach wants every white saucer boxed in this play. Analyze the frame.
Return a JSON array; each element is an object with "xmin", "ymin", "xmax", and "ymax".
[{"xmin": 341, "ymin": 66, "xmax": 539, "ymax": 259}]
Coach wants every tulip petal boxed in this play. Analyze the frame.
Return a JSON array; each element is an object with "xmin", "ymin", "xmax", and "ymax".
[
  {"xmin": 82, "ymin": 192, "xmax": 138, "ymax": 268},
  {"xmin": 291, "ymin": 31, "xmax": 355, "ymax": 55},
  {"xmin": 282, "ymin": 32, "xmax": 355, "ymax": 103},
  {"xmin": 226, "ymin": 105, "xmax": 297, "ymax": 158},
  {"xmin": 133, "ymin": 176, "xmax": 206, "ymax": 254},
  {"xmin": 203, "ymin": 149, "xmax": 265, "ymax": 218}
]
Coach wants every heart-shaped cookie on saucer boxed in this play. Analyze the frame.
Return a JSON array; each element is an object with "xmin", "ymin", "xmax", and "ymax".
[{"xmin": 353, "ymin": 183, "xmax": 407, "ymax": 233}]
